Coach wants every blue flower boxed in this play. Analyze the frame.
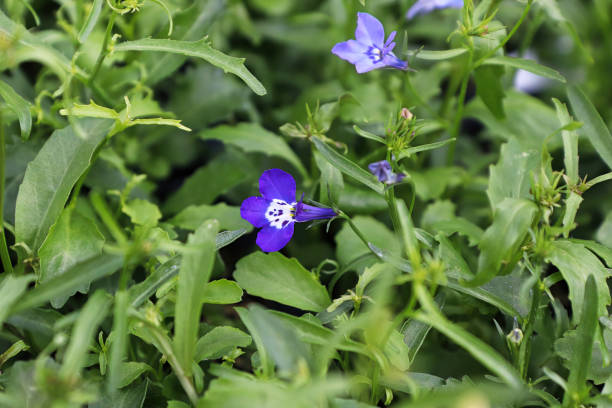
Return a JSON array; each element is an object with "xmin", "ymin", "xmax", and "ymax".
[
  {"xmin": 332, "ymin": 12, "xmax": 408, "ymax": 74},
  {"xmin": 240, "ymin": 169, "xmax": 337, "ymax": 252},
  {"xmin": 406, "ymin": 0, "xmax": 463, "ymax": 19},
  {"xmin": 368, "ymin": 160, "xmax": 405, "ymax": 184}
]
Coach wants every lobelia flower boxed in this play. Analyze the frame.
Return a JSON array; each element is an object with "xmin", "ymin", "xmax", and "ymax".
[
  {"xmin": 331, "ymin": 12, "xmax": 408, "ymax": 74},
  {"xmin": 368, "ymin": 160, "xmax": 406, "ymax": 184},
  {"xmin": 406, "ymin": 0, "xmax": 464, "ymax": 19},
  {"xmin": 240, "ymin": 169, "xmax": 337, "ymax": 252}
]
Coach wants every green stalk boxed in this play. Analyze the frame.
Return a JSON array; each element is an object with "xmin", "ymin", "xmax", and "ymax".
[
  {"xmin": 518, "ymin": 278, "xmax": 542, "ymax": 379},
  {"xmin": 446, "ymin": 50, "xmax": 472, "ymax": 165},
  {"xmin": 0, "ymin": 112, "xmax": 13, "ymax": 274},
  {"xmin": 89, "ymin": 12, "xmax": 116, "ymax": 85}
]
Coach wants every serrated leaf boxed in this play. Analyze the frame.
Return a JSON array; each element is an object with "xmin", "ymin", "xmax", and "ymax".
[
  {"xmin": 234, "ymin": 252, "xmax": 331, "ymax": 312},
  {"xmin": 200, "ymin": 123, "xmax": 306, "ymax": 178},
  {"xmin": 0, "ymin": 79, "xmax": 31, "ymax": 139},
  {"xmin": 546, "ymin": 240, "xmax": 611, "ymax": 323},
  {"xmin": 122, "ymin": 198, "xmax": 161, "ymax": 227},
  {"xmin": 14, "ymin": 118, "xmax": 113, "ymax": 254},
  {"xmin": 113, "ymin": 38, "xmax": 266, "ymax": 95}
]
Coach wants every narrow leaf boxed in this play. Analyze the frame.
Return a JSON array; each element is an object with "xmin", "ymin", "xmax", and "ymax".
[
  {"xmin": 0, "ymin": 79, "xmax": 32, "ymax": 139},
  {"xmin": 567, "ymin": 85, "xmax": 612, "ymax": 170},
  {"xmin": 411, "ymin": 48, "xmax": 467, "ymax": 60},
  {"xmin": 483, "ymin": 56, "xmax": 566, "ymax": 82},
  {"xmin": 113, "ymin": 38, "xmax": 266, "ymax": 95},
  {"xmin": 78, "ymin": 0, "xmax": 104, "ymax": 43},
  {"xmin": 311, "ymin": 136, "xmax": 383, "ymax": 194},
  {"xmin": 174, "ymin": 220, "xmax": 219, "ymax": 376},
  {"xmin": 553, "ymin": 98, "xmax": 579, "ymax": 185}
]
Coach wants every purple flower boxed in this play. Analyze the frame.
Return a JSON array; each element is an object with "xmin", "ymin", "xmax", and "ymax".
[
  {"xmin": 406, "ymin": 0, "xmax": 464, "ymax": 19},
  {"xmin": 332, "ymin": 12, "xmax": 408, "ymax": 74},
  {"xmin": 368, "ymin": 160, "xmax": 405, "ymax": 185},
  {"xmin": 240, "ymin": 169, "xmax": 337, "ymax": 252}
]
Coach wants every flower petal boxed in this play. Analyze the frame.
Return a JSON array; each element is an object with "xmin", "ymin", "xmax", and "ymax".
[
  {"xmin": 332, "ymin": 40, "xmax": 370, "ymax": 64},
  {"xmin": 295, "ymin": 202, "xmax": 337, "ymax": 222},
  {"xmin": 382, "ymin": 53, "xmax": 408, "ymax": 70},
  {"xmin": 240, "ymin": 196, "xmax": 270, "ymax": 228},
  {"xmin": 355, "ymin": 12, "xmax": 385, "ymax": 47},
  {"xmin": 407, "ymin": 0, "xmax": 463, "ymax": 19},
  {"xmin": 259, "ymin": 168, "xmax": 296, "ymax": 203},
  {"xmin": 256, "ymin": 223, "xmax": 294, "ymax": 252},
  {"xmin": 354, "ymin": 57, "xmax": 381, "ymax": 74}
]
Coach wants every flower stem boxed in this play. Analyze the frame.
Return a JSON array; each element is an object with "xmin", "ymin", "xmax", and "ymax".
[
  {"xmin": 518, "ymin": 276, "xmax": 542, "ymax": 379},
  {"xmin": 89, "ymin": 12, "xmax": 116, "ymax": 86},
  {"xmin": 0, "ymin": 111, "xmax": 14, "ymax": 274},
  {"xmin": 446, "ymin": 50, "xmax": 472, "ymax": 165}
]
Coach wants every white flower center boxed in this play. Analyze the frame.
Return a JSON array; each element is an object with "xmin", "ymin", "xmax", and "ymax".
[{"xmin": 265, "ymin": 199, "xmax": 297, "ymax": 229}]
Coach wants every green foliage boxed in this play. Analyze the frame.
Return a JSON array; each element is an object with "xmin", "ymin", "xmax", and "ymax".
[{"xmin": 1, "ymin": 1, "xmax": 612, "ymax": 407}]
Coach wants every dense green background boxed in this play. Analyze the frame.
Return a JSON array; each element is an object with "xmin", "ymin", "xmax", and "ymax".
[{"xmin": 0, "ymin": 0, "xmax": 612, "ymax": 407}]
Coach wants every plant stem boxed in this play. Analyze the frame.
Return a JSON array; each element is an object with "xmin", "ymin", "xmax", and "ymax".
[
  {"xmin": 89, "ymin": 12, "xmax": 116, "ymax": 85},
  {"xmin": 0, "ymin": 112, "xmax": 13, "ymax": 274},
  {"xmin": 446, "ymin": 50, "xmax": 472, "ymax": 165},
  {"xmin": 518, "ymin": 278, "xmax": 542, "ymax": 379}
]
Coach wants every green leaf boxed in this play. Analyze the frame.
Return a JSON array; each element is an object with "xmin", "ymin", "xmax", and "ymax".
[
  {"xmin": 410, "ymin": 48, "xmax": 468, "ymax": 60},
  {"xmin": 314, "ymin": 150, "xmax": 344, "ymax": 206},
  {"xmin": 122, "ymin": 198, "xmax": 162, "ymax": 227},
  {"xmin": 270, "ymin": 311, "xmax": 370, "ymax": 356},
  {"xmin": 174, "ymin": 220, "xmax": 219, "ymax": 376},
  {"xmin": 469, "ymin": 199, "xmax": 537, "ymax": 286},
  {"xmin": 202, "ymin": 279, "xmax": 243, "ymax": 304},
  {"xmin": 246, "ymin": 305, "xmax": 310, "ymax": 374},
  {"xmin": 14, "ymin": 118, "xmax": 113, "ymax": 254},
  {"xmin": 488, "ymin": 139, "xmax": 540, "ymax": 208},
  {"xmin": 113, "ymin": 38, "xmax": 266, "ymax": 95},
  {"xmin": 38, "ymin": 208, "xmax": 105, "ymax": 308},
  {"xmin": 117, "ymin": 362, "xmax": 152, "ymax": 388},
  {"xmin": 200, "ymin": 123, "xmax": 307, "ymax": 179},
  {"xmin": 59, "ymin": 290, "xmax": 111, "ymax": 380},
  {"xmin": 474, "ymin": 65, "xmax": 505, "ymax": 120},
  {"xmin": 567, "ymin": 85, "xmax": 612, "ymax": 171},
  {"xmin": 0, "ymin": 79, "xmax": 31, "ymax": 139},
  {"xmin": 552, "ymin": 98, "xmax": 579, "ymax": 186},
  {"xmin": 352, "ymin": 125, "xmax": 386, "ymax": 144},
  {"xmin": 163, "ymin": 150, "xmax": 254, "ymax": 214},
  {"xmin": 563, "ymin": 276, "xmax": 599, "ymax": 406},
  {"xmin": 234, "ymin": 252, "xmax": 331, "ymax": 312},
  {"xmin": 482, "ymin": 56, "xmax": 566, "ymax": 82},
  {"xmin": 415, "ymin": 286, "xmax": 523, "ymax": 389},
  {"xmin": 77, "ymin": 0, "xmax": 103, "ymax": 43},
  {"xmin": 0, "ymin": 340, "xmax": 30, "ymax": 368},
  {"xmin": 169, "ymin": 204, "xmax": 252, "ymax": 232},
  {"xmin": 335, "ymin": 216, "xmax": 399, "ymax": 266},
  {"xmin": 546, "ymin": 240, "xmax": 611, "ymax": 323},
  {"xmin": 11, "ymin": 253, "xmax": 123, "ymax": 314},
  {"xmin": 235, "ymin": 307, "xmax": 274, "ymax": 376},
  {"xmin": 398, "ymin": 138, "xmax": 456, "ymax": 160},
  {"xmin": 195, "ymin": 326, "xmax": 252, "ymax": 362},
  {"xmin": 562, "ymin": 192, "xmax": 583, "ymax": 237},
  {"xmin": 0, "ymin": 274, "xmax": 35, "ymax": 327},
  {"xmin": 311, "ymin": 136, "xmax": 384, "ymax": 194}
]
